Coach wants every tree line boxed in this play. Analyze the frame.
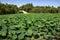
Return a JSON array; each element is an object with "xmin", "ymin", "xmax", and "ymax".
[
  {"xmin": 0, "ymin": 3, "xmax": 18, "ymax": 14},
  {"xmin": 0, "ymin": 3, "xmax": 60, "ymax": 14},
  {"xmin": 19, "ymin": 4, "xmax": 60, "ymax": 13}
]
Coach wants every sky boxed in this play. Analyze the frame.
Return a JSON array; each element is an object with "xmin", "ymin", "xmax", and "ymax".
[{"xmin": 0, "ymin": 0, "xmax": 60, "ymax": 7}]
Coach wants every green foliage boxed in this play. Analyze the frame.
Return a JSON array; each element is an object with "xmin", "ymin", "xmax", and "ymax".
[
  {"xmin": 19, "ymin": 4, "xmax": 60, "ymax": 13},
  {"xmin": 0, "ymin": 3, "xmax": 60, "ymax": 15},
  {"xmin": 0, "ymin": 3, "xmax": 18, "ymax": 14},
  {"xmin": 0, "ymin": 14, "xmax": 60, "ymax": 40},
  {"xmin": 19, "ymin": 3, "xmax": 33, "ymax": 12}
]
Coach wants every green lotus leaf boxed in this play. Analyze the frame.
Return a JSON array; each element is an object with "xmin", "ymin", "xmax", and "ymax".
[
  {"xmin": 20, "ymin": 28, "xmax": 26, "ymax": 33},
  {"xmin": 8, "ymin": 29, "xmax": 16, "ymax": 34},
  {"xmin": 26, "ymin": 28, "xmax": 33, "ymax": 36},
  {"xmin": 15, "ymin": 25, "xmax": 21, "ymax": 28},
  {"xmin": 18, "ymin": 33, "xmax": 25, "ymax": 40},
  {"xmin": 37, "ymin": 24, "xmax": 44, "ymax": 28},
  {"xmin": 16, "ymin": 30, "xmax": 20, "ymax": 34},
  {"xmin": 12, "ymin": 35, "xmax": 17, "ymax": 40},
  {"xmin": 32, "ymin": 31, "xmax": 38, "ymax": 35},
  {"xmin": 9, "ymin": 26, "xmax": 15, "ymax": 29},
  {"xmin": 0, "ymin": 31, "xmax": 7, "ymax": 36}
]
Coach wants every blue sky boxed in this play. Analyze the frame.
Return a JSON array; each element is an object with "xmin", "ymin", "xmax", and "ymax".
[{"xmin": 1, "ymin": 0, "xmax": 60, "ymax": 7}]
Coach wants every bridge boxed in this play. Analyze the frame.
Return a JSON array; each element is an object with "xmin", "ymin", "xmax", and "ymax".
[{"xmin": 17, "ymin": 10, "xmax": 28, "ymax": 14}]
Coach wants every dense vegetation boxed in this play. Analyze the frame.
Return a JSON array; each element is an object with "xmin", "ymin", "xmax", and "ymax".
[
  {"xmin": 19, "ymin": 4, "xmax": 60, "ymax": 13},
  {"xmin": 0, "ymin": 14, "xmax": 60, "ymax": 40},
  {"xmin": 0, "ymin": 3, "xmax": 18, "ymax": 14},
  {"xmin": 0, "ymin": 3, "xmax": 60, "ymax": 14}
]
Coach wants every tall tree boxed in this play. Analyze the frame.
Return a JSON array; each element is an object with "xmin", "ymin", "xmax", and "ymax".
[{"xmin": 19, "ymin": 3, "xmax": 33, "ymax": 12}]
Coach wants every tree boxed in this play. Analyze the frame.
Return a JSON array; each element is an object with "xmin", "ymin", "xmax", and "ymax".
[
  {"xmin": 19, "ymin": 3, "xmax": 33, "ymax": 12},
  {"xmin": 0, "ymin": 3, "xmax": 60, "ymax": 14},
  {"xmin": 0, "ymin": 3, "xmax": 18, "ymax": 14},
  {"xmin": 57, "ymin": 7, "xmax": 60, "ymax": 13}
]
